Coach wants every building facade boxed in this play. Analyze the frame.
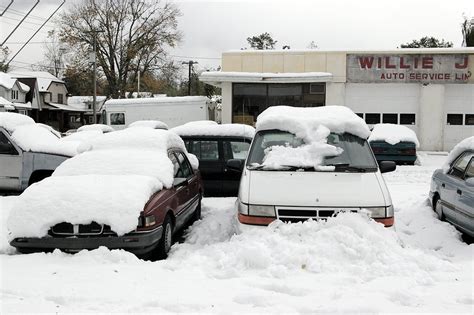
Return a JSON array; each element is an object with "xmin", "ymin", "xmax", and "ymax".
[{"xmin": 201, "ymin": 48, "xmax": 474, "ymax": 151}]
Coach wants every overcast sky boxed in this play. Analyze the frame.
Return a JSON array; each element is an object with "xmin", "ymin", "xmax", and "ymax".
[{"xmin": 1, "ymin": 0, "xmax": 473, "ymax": 74}]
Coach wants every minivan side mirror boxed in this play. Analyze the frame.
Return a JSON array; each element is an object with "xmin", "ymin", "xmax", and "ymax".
[
  {"xmin": 379, "ymin": 161, "xmax": 396, "ymax": 173},
  {"xmin": 226, "ymin": 159, "xmax": 244, "ymax": 172}
]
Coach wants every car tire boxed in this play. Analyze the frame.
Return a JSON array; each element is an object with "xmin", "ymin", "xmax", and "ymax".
[
  {"xmin": 155, "ymin": 215, "xmax": 173, "ymax": 260},
  {"xmin": 434, "ymin": 198, "xmax": 445, "ymax": 221}
]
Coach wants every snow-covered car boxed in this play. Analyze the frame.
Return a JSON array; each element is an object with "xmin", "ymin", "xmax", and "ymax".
[
  {"xmin": 77, "ymin": 124, "xmax": 114, "ymax": 133},
  {"xmin": 128, "ymin": 120, "xmax": 169, "ymax": 130},
  {"xmin": 368, "ymin": 124, "xmax": 419, "ymax": 165},
  {"xmin": 232, "ymin": 106, "xmax": 396, "ymax": 227},
  {"xmin": 0, "ymin": 113, "xmax": 78, "ymax": 192},
  {"xmin": 8, "ymin": 128, "xmax": 203, "ymax": 259},
  {"xmin": 429, "ymin": 137, "xmax": 474, "ymax": 237},
  {"xmin": 172, "ymin": 121, "xmax": 255, "ymax": 196}
]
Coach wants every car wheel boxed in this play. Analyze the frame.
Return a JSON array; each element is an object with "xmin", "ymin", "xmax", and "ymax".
[
  {"xmin": 155, "ymin": 215, "xmax": 173, "ymax": 260},
  {"xmin": 435, "ymin": 198, "xmax": 445, "ymax": 221}
]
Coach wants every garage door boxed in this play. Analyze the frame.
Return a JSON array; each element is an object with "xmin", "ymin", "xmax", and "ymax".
[{"xmin": 443, "ymin": 85, "xmax": 474, "ymax": 151}]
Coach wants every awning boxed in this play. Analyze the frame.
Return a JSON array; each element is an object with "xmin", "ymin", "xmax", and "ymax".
[
  {"xmin": 0, "ymin": 96, "xmax": 13, "ymax": 106},
  {"xmin": 12, "ymin": 102, "xmax": 32, "ymax": 109},
  {"xmin": 46, "ymin": 102, "xmax": 87, "ymax": 112},
  {"xmin": 200, "ymin": 71, "xmax": 333, "ymax": 87}
]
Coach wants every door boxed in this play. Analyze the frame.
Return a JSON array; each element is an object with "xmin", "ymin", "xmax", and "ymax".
[
  {"xmin": 222, "ymin": 139, "xmax": 251, "ymax": 196},
  {"xmin": 0, "ymin": 130, "xmax": 22, "ymax": 191},
  {"xmin": 444, "ymin": 152, "xmax": 474, "ymax": 226},
  {"xmin": 186, "ymin": 138, "xmax": 224, "ymax": 196},
  {"xmin": 455, "ymin": 157, "xmax": 474, "ymax": 235}
]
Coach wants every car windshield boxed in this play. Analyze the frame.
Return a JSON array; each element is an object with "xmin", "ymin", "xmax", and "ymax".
[{"xmin": 246, "ymin": 130, "xmax": 378, "ymax": 171}]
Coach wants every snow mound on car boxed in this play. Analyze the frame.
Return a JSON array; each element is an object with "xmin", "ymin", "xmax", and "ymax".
[
  {"xmin": 128, "ymin": 120, "xmax": 169, "ymax": 130},
  {"xmin": 256, "ymin": 105, "xmax": 370, "ymax": 140},
  {"xmin": 8, "ymin": 175, "xmax": 162, "ymax": 238},
  {"xmin": 368, "ymin": 123, "xmax": 420, "ymax": 147},
  {"xmin": 12, "ymin": 124, "xmax": 79, "ymax": 156},
  {"xmin": 442, "ymin": 136, "xmax": 474, "ymax": 172},
  {"xmin": 60, "ymin": 130, "xmax": 103, "ymax": 142},
  {"xmin": 0, "ymin": 112, "xmax": 35, "ymax": 133},
  {"xmin": 77, "ymin": 124, "xmax": 114, "ymax": 133},
  {"xmin": 172, "ymin": 122, "xmax": 255, "ymax": 139}
]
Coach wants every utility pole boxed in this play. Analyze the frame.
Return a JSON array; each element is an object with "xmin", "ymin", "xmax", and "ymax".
[
  {"xmin": 87, "ymin": 29, "xmax": 104, "ymax": 124},
  {"xmin": 182, "ymin": 60, "xmax": 198, "ymax": 95}
]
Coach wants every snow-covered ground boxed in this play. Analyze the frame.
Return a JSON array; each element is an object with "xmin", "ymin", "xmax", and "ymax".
[{"xmin": 1, "ymin": 152, "xmax": 472, "ymax": 313}]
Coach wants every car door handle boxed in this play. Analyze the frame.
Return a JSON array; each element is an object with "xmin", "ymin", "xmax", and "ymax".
[
  {"xmin": 456, "ymin": 189, "xmax": 462, "ymax": 195},
  {"xmin": 441, "ymin": 183, "xmax": 445, "ymax": 188}
]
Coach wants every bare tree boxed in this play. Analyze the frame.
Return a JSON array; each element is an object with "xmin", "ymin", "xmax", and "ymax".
[
  {"xmin": 34, "ymin": 30, "xmax": 68, "ymax": 78},
  {"xmin": 58, "ymin": 0, "xmax": 182, "ymax": 97}
]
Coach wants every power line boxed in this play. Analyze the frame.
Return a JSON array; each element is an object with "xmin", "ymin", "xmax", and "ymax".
[
  {"xmin": 1, "ymin": 14, "xmax": 56, "ymax": 27},
  {"xmin": 0, "ymin": 6, "xmax": 50, "ymax": 21}
]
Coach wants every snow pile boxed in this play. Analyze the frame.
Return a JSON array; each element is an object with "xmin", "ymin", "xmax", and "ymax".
[
  {"xmin": 11, "ymin": 124, "xmax": 79, "ymax": 156},
  {"xmin": 77, "ymin": 127, "xmax": 186, "ymax": 154},
  {"xmin": 8, "ymin": 175, "xmax": 162, "ymax": 238},
  {"xmin": 0, "ymin": 112, "xmax": 35, "ymax": 133},
  {"xmin": 254, "ymin": 106, "xmax": 369, "ymax": 170},
  {"xmin": 60, "ymin": 130, "xmax": 103, "ymax": 142},
  {"xmin": 442, "ymin": 136, "xmax": 474, "ymax": 172},
  {"xmin": 128, "ymin": 120, "xmax": 169, "ymax": 130},
  {"xmin": 256, "ymin": 105, "xmax": 370, "ymax": 140},
  {"xmin": 368, "ymin": 124, "xmax": 420, "ymax": 147},
  {"xmin": 54, "ymin": 149, "xmax": 174, "ymax": 188},
  {"xmin": 187, "ymin": 153, "xmax": 199, "ymax": 170},
  {"xmin": 77, "ymin": 124, "xmax": 114, "ymax": 133},
  {"xmin": 36, "ymin": 123, "xmax": 61, "ymax": 138},
  {"xmin": 172, "ymin": 122, "xmax": 255, "ymax": 139},
  {"xmin": 8, "ymin": 128, "xmax": 189, "ymax": 239},
  {"xmin": 261, "ymin": 126, "xmax": 342, "ymax": 170},
  {"xmin": 0, "ymin": 196, "xmax": 17, "ymax": 254}
]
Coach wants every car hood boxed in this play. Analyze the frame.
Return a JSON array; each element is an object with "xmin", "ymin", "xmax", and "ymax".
[
  {"xmin": 245, "ymin": 170, "xmax": 388, "ymax": 207},
  {"xmin": 7, "ymin": 174, "xmax": 163, "ymax": 240}
]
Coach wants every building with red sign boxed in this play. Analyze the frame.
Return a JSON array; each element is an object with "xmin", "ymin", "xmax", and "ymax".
[{"xmin": 201, "ymin": 48, "xmax": 474, "ymax": 151}]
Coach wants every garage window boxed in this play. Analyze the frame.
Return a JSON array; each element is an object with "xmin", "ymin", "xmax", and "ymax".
[
  {"xmin": 400, "ymin": 114, "xmax": 416, "ymax": 125},
  {"xmin": 465, "ymin": 114, "xmax": 474, "ymax": 126},
  {"xmin": 382, "ymin": 113, "xmax": 398, "ymax": 124},
  {"xmin": 365, "ymin": 113, "xmax": 380, "ymax": 124},
  {"xmin": 447, "ymin": 114, "xmax": 463, "ymax": 125}
]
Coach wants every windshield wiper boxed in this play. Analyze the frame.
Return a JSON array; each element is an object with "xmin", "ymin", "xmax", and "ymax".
[
  {"xmin": 247, "ymin": 164, "xmax": 265, "ymax": 170},
  {"xmin": 327, "ymin": 163, "xmax": 370, "ymax": 172}
]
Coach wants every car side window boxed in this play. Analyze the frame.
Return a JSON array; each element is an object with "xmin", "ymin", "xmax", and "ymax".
[
  {"xmin": 177, "ymin": 152, "xmax": 193, "ymax": 178},
  {"xmin": 224, "ymin": 140, "xmax": 251, "ymax": 160},
  {"xmin": 168, "ymin": 151, "xmax": 183, "ymax": 178},
  {"xmin": 448, "ymin": 152, "xmax": 474, "ymax": 179},
  {"xmin": 0, "ymin": 132, "xmax": 18, "ymax": 155},
  {"xmin": 465, "ymin": 158, "xmax": 474, "ymax": 179},
  {"xmin": 198, "ymin": 140, "xmax": 219, "ymax": 161}
]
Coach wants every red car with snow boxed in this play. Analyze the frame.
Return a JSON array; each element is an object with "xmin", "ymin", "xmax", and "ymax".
[{"xmin": 9, "ymin": 128, "xmax": 203, "ymax": 260}]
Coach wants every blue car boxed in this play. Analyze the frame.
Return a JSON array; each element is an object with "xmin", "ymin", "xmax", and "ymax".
[{"xmin": 429, "ymin": 150, "xmax": 474, "ymax": 237}]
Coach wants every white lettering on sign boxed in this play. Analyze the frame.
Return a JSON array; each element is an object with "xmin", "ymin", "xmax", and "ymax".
[{"xmin": 347, "ymin": 54, "xmax": 471, "ymax": 83}]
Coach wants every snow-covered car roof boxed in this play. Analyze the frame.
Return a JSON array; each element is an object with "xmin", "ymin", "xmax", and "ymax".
[
  {"xmin": 172, "ymin": 121, "xmax": 255, "ymax": 139},
  {"xmin": 442, "ymin": 136, "xmax": 474, "ymax": 172},
  {"xmin": 0, "ymin": 112, "xmax": 35, "ymax": 133},
  {"xmin": 11, "ymin": 124, "xmax": 79, "ymax": 156},
  {"xmin": 128, "ymin": 120, "xmax": 169, "ymax": 130},
  {"xmin": 256, "ymin": 105, "xmax": 371, "ymax": 140},
  {"xmin": 368, "ymin": 124, "xmax": 420, "ymax": 147},
  {"xmin": 8, "ymin": 128, "xmax": 197, "ymax": 239},
  {"xmin": 77, "ymin": 124, "xmax": 114, "ymax": 133}
]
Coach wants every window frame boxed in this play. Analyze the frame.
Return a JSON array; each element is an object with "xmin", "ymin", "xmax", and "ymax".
[
  {"xmin": 0, "ymin": 130, "xmax": 20, "ymax": 155},
  {"xmin": 448, "ymin": 151, "xmax": 474, "ymax": 180},
  {"xmin": 400, "ymin": 113, "xmax": 416, "ymax": 125}
]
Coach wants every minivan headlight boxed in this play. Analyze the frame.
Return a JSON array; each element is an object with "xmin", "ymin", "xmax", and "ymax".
[
  {"xmin": 365, "ymin": 206, "xmax": 393, "ymax": 218},
  {"xmin": 248, "ymin": 204, "xmax": 276, "ymax": 217}
]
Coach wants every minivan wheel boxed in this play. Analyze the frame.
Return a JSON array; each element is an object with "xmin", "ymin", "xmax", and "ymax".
[
  {"xmin": 155, "ymin": 215, "xmax": 173, "ymax": 260},
  {"xmin": 435, "ymin": 198, "xmax": 445, "ymax": 221}
]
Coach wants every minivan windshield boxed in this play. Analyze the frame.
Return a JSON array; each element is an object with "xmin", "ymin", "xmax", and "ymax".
[{"xmin": 247, "ymin": 130, "xmax": 378, "ymax": 172}]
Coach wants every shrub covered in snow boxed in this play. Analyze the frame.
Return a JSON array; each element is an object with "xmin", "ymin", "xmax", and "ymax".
[{"xmin": 368, "ymin": 124, "xmax": 420, "ymax": 147}]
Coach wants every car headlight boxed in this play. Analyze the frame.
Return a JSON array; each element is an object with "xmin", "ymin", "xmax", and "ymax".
[
  {"xmin": 138, "ymin": 215, "xmax": 156, "ymax": 227},
  {"xmin": 248, "ymin": 204, "xmax": 276, "ymax": 217},
  {"xmin": 364, "ymin": 206, "xmax": 393, "ymax": 218}
]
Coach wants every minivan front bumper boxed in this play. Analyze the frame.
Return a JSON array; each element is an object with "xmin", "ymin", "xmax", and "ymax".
[{"xmin": 10, "ymin": 226, "xmax": 163, "ymax": 256}]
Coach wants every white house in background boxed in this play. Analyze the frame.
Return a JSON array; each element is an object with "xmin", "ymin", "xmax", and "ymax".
[
  {"xmin": 68, "ymin": 96, "xmax": 107, "ymax": 125},
  {"xmin": 0, "ymin": 72, "xmax": 30, "ymax": 113},
  {"xmin": 201, "ymin": 48, "xmax": 474, "ymax": 151}
]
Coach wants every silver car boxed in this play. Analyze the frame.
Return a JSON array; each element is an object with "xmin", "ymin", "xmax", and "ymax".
[{"xmin": 430, "ymin": 150, "xmax": 474, "ymax": 237}]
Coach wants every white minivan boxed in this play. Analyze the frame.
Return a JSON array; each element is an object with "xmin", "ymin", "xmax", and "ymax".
[{"xmin": 227, "ymin": 106, "xmax": 396, "ymax": 227}]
